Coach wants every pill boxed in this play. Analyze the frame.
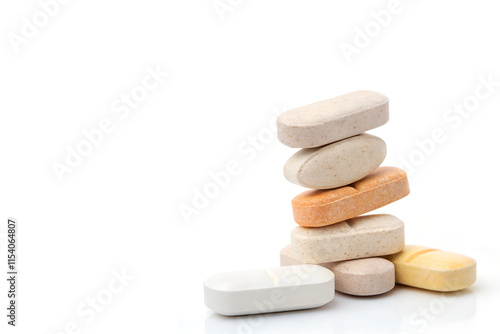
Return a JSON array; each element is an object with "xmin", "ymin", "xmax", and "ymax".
[
  {"xmin": 291, "ymin": 214, "xmax": 405, "ymax": 263},
  {"xmin": 329, "ymin": 258, "xmax": 395, "ymax": 296},
  {"xmin": 383, "ymin": 245, "xmax": 476, "ymax": 292},
  {"xmin": 204, "ymin": 265, "xmax": 335, "ymax": 316},
  {"xmin": 280, "ymin": 246, "xmax": 396, "ymax": 296},
  {"xmin": 283, "ymin": 134, "xmax": 386, "ymax": 189},
  {"xmin": 292, "ymin": 166, "xmax": 409, "ymax": 227},
  {"xmin": 277, "ymin": 90, "xmax": 389, "ymax": 148}
]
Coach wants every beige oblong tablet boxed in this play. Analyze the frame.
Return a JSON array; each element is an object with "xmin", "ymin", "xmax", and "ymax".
[
  {"xmin": 277, "ymin": 90, "xmax": 389, "ymax": 148},
  {"xmin": 292, "ymin": 167, "xmax": 409, "ymax": 227},
  {"xmin": 283, "ymin": 134, "xmax": 386, "ymax": 189},
  {"xmin": 280, "ymin": 246, "xmax": 395, "ymax": 296},
  {"xmin": 291, "ymin": 214, "xmax": 404, "ymax": 264},
  {"xmin": 384, "ymin": 245, "xmax": 476, "ymax": 292}
]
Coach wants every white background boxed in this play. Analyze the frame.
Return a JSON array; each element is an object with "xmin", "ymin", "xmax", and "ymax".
[{"xmin": 1, "ymin": 1, "xmax": 499, "ymax": 333}]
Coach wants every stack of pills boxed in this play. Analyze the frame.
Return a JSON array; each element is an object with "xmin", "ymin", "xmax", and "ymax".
[
  {"xmin": 277, "ymin": 90, "xmax": 476, "ymax": 296},
  {"xmin": 203, "ymin": 91, "xmax": 477, "ymax": 316}
]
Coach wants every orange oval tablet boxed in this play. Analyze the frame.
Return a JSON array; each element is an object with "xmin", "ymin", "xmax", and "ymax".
[{"xmin": 291, "ymin": 167, "xmax": 410, "ymax": 227}]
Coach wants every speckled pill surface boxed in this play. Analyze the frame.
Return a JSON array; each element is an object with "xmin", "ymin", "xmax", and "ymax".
[
  {"xmin": 384, "ymin": 245, "xmax": 476, "ymax": 292},
  {"xmin": 280, "ymin": 244, "xmax": 328, "ymax": 267},
  {"xmin": 283, "ymin": 134, "xmax": 386, "ymax": 189},
  {"xmin": 277, "ymin": 90, "xmax": 389, "ymax": 148},
  {"xmin": 280, "ymin": 246, "xmax": 395, "ymax": 296},
  {"xmin": 329, "ymin": 258, "xmax": 395, "ymax": 296},
  {"xmin": 291, "ymin": 214, "xmax": 404, "ymax": 264},
  {"xmin": 292, "ymin": 166, "xmax": 409, "ymax": 227}
]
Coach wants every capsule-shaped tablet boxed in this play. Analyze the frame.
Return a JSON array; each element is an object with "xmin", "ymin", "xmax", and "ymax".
[
  {"xmin": 283, "ymin": 134, "xmax": 387, "ymax": 189},
  {"xmin": 384, "ymin": 245, "xmax": 476, "ymax": 292},
  {"xmin": 277, "ymin": 90, "xmax": 389, "ymax": 148},
  {"xmin": 291, "ymin": 214, "xmax": 405, "ymax": 263},
  {"xmin": 204, "ymin": 265, "xmax": 335, "ymax": 316},
  {"xmin": 292, "ymin": 167, "xmax": 409, "ymax": 227}
]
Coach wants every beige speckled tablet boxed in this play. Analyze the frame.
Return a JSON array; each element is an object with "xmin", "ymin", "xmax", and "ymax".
[
  {"xmin": 384, "ymin": 245, "xmax": 476, "ymax": 292},
  {"xmin": 283, "ymin": 134, "xmax": 386, "ymax": 189},
  {"xmin": 329, "ymin": 258, "xmax": 395, "ymax": 296},
  {"xmin": 291, "ymin": 214, "xmax": 404, "ymax": 264},
  {"xmin": 277, "ymin": 90, "xmax": 389, "ymax": 148},
  {"xmin": 280, "ymin": 246, "xmax": 395, "ymax": 296}
]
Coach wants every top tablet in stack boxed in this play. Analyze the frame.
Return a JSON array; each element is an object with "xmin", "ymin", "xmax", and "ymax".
[{"xmin": 277, "ymin": 90, "xmax": 389, "ymax": 149}]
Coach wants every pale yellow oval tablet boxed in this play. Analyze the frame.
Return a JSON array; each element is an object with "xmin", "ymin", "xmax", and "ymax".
[
  {"xmin": 383, "ymin": 245, "xmax": 476, "ymax": 292},
  {"xmin": 283, "ymin": 134, "xmax": 387, "ymax": 189}
]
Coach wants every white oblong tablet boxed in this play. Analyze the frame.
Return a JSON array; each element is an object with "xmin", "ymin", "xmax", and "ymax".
[
  {"xmin": 283, "ymin": 134, "xmax": 387, "ymax": 189},
  {"xmin": 204, "ymin": 265, "xmax": 335, "ymax": 316}
]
